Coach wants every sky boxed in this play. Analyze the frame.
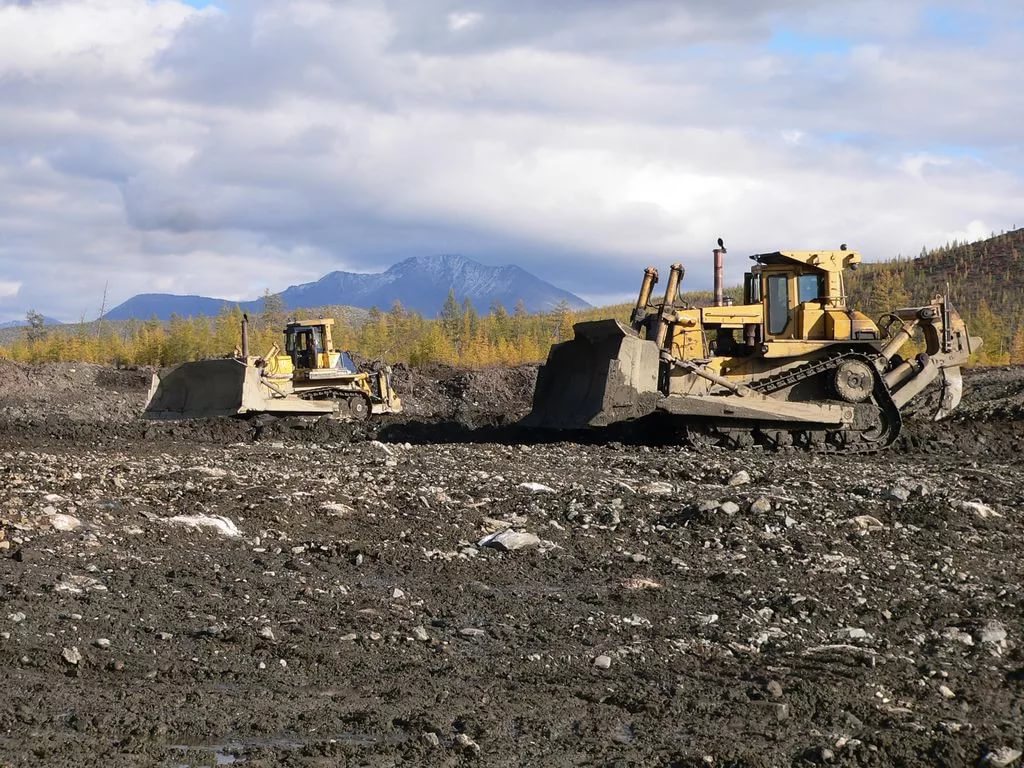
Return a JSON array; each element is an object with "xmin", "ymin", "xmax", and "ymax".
[{"xmin": 1, "ymin": 0, "xmax": 1022, "ymax": 321}]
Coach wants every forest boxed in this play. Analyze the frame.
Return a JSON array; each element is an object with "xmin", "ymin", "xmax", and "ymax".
[{"xmin": 2, "ymin": 229, "xmax": 1022, "ymax": 368}]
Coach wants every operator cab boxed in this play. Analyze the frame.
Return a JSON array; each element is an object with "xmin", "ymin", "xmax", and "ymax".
[
  {"xmin": 746, "ymin": 250, "xmax": 870, "ymax": 342},
  {"xmin": 283, "ymin": 318, "xmax": 360, "ymax": 373},
  {"xmin": 284, "ymin": 323, "xmax": 323, "ymax": 371}
]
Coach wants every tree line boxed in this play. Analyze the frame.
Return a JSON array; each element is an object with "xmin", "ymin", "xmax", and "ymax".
[
  {"xmin": 4, "ymin": 229, "xmax": 1021, "ymax": 369},
  {"xmin": 0, "ymin": 291, "xmax": 622, "ymax": 368},
  {"xmin": 845, "ymin": 228, "xmax": 1024, "ymax": 365}
]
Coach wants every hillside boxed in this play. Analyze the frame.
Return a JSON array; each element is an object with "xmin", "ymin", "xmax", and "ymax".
[
  {"xmin": 846, "ymin": 228, "xmax": 1024, "ymax": 364},
  {"xmin": 102, "ymin": 254, "xmax": 590, "ymax": 321}
]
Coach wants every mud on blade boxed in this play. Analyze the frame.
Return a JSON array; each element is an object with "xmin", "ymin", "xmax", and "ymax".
[{"xmin": 526, "ymin": 320, "xmax": 661, "ymax": 429}]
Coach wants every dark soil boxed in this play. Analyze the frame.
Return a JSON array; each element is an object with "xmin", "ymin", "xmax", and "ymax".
[{"xmin": 0, "ymin": 361, "xmax": 1022, "ymax": 767}]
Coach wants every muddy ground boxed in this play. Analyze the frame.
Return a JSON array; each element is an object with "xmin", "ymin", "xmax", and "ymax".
[{"xmin": 0, "ymin": 361, "xmax": 1022, "ymax": 767}]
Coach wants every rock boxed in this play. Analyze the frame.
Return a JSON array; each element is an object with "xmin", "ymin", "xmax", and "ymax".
[
  {"xmin": 766, "ymin": 680, "xmax": 784, "ymax": 699},
  {"xmin": 49, "ymin": 514, "xmax": 82, "ymax": 532},
  {"xmin": 94, "ymin": 638, "xmax": 111, "ymax": 649},
  {"xmin": 621, "ymin": 577, "xmax": 661, "ymax": 590},
  {"xmin": 454, "ymin": 733, "xmax": 480, "ymax": 755},
  {"xmin": 938, "ymin": 684, "xmax": 956, "ymax": 699},
  {"xmin": 519, "ymin": 482, "xmax": 555, "ymax": 494},
  {"xmin": 728, "ymin": 470, "xmax": 751, "ymax": 486},
  {"xmin": 697, "ymin": 500, "xmax": 720, "ymax": 513},
  {"xmin": 412, "ymin": 625, "xmax": 430, "ymax": 642},
  {"xmin": 259, "ymin": 626, "xmax": 276, "ymax": 641},
  {"xmin": 984, "ymin": 747, "xmax": 1023, "ymax": 767},
  {"xmin": 639, "ymin": 481, "xmax": 674, "ymax": 496},
  {"xmin": 960, "ymin": 500, "xmax": 1001, "ymax": 519},
  {"xmin": 7, "ymin": 612, "xmax": 25, "ymax": 624},
  {"xmin": 593, "ymin": 654, "xmax": 612, "ymax": 670},
  {"xmin": 884, "ymin": 486, "xmax": 911, "ymax": 502},
  {"xmin": 943, "ymin": 627, "xmax": 974, "ymax": 646},
  {"xmin": 54, "ymin": 574, "xmax": 106, "ymax": 593},
  {"xmin": 719, "ymin": 501, "xmax": 740, "ymax": 515},
  {"xmin": 320, "ymin": 502, "xmax": 354, "ymax": 516},
  {"xmin": 156, "ymin": 632, "xmax": 173, "ymax": 641},
  {"xmin": 188, "ymin": 466, "xmax": 227, "ymax": 478},
  {"xmin": 61, "ymin": 647, "xmax": 82, "ymax": 666},
  {"xmin": 697, "ymin": 613, "xmax": 719, "ymax": 626},
  {"xmin": 848, "ymin": 515, "xmax": 884, "ymax": 531},
  {"xmin": 478, "ymin": 529, "xmax": 541, "ymax": 552},
  {"xmin": 837, "ymin": 627, "xmax": 868, "ymax": 640},
  {"xmin": 164, "ymin": 514, "xmax": 241, "ymax": 537},
  {"xmin": 369, "ymin": 440, "xmax": 393, "ymax": 456},
  {"xmin": 392, "ymin": 588, "xmax": 406, "ymax": 599},
  {"xmin": 979, "ymin": 620, "xmax": 1008, "ymax": 648},
  {"xmin": 459, "ymin": 627, "xmax": 486, "ymax": 639},
  {"xmin": 750, "ymin": 497, "xmax": 772, "ymax": 514},
  {"xmin": 421, "ymin": 732, "xmax": 440, "ymax": 748}
]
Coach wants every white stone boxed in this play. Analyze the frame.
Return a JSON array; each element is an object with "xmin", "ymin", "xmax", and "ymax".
[
  {"xmin": 960, "ymin": 500, "xmax": 1001, "ymax": 519},
  {"xmin": 164, "ymin": 514, "xmax": 241, "ymax": 537},
  {"xmin": 478, "ymin": 529, "xmax": 541, "ymax": 551},
  {"xmin": 728, "ymin": 470, "xmax": 751, "ymax": 486},
  {"xmin": 50, "ymin": 514, "xmax": 82, "ymax": 532},
  {"xmin": 519, "ymin": 482, "xmax": 555, "ymax": 494}
]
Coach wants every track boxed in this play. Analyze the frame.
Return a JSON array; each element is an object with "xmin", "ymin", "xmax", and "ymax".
[{"xmin": 681, "ymin": 352, "xmax": 902, "ymax": 453}]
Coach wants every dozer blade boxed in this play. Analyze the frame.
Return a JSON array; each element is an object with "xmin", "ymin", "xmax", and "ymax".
[
  {"xmin": 525, "ymin": 319, "xmax": 661, "ymax": 429},
  {"xmin": 934, "ymin": 365, "xmax": 963, "ymax": 422},
  {"xmin": 144, "ymin": 358, "xmax": 335, "ymax": 420}
]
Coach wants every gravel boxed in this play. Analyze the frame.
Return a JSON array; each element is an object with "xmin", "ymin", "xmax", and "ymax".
[{"xmin": 0, "ymin": 361, "xmax": 1022, "ymax": 765}]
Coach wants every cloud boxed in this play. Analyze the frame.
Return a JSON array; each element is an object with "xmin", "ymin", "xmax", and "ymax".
[{"xmin": 0, "ymin": 0, "xmax": 1022, "ymax": 320}]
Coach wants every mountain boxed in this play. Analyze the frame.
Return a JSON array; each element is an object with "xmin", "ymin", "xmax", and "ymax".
[
  {"xmin": 99, "ymin": 295, "xmax": 242, "ymax": 322},
  {"xmin": 0, "ymin": 316, "xmax": 63, "ymax": 329},
  {"xmin": 102, "ymin": 254, "xmax": 590, "ymax": 321},
  {"xmin": 274, "ymin": 255, "xmax": 589, "ymax": 315}
]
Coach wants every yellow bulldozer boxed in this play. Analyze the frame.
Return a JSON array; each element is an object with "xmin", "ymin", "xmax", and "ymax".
[
  {"xmin": 528, "ymin": 242, "xmax": 980, "ymax": 451},
  {"xmin": 144, "ymin": 317, "xmax": 402, "ymax": 420}
]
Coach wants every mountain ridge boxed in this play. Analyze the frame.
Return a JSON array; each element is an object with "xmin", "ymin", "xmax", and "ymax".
[{"xmin": 103, "ymin": 254, "xmax": 590, "ymax": 321}]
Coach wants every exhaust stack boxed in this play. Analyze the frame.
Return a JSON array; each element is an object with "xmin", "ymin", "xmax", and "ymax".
[
  {"xmin": 241, "ymin": 314, "xmax": 250, "ymax": 359},
  {"xmin": 713, "ymin": 238, "xmax": 727, "ymax": 307}
]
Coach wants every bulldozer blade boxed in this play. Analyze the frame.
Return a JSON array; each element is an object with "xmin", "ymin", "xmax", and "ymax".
[
  {"xmin": 144, "ymin": 358, "xmax": 334, "ymax": 420},
  {"xmin": 525, "ymin": 319, "xmax": 661, "ymax": 429},
  {"xmin": 934, "ymin": 365, "xmax": 963, "ymax": 422},
  {"xmin": 145, "ymin": 358, "xmax": 265, "ymax": 419}
]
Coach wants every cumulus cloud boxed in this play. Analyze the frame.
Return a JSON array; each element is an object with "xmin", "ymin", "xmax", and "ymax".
[{"xmin": 0, "ymin": 0, "xmax": 1021, "ymax": 321}]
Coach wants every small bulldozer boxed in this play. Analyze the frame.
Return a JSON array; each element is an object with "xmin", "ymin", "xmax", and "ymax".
[
  {"xmin": 145, "ymin": 317, "xmax": 402, "ymax": 420},
  {"xmin": 528, "ymin": 242, "xmax": 980, "ymax": 451}
]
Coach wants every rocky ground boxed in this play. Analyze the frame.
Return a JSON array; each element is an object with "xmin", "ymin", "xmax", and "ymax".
[{"xmin": 0, "ymin": 361, "xmax": 1022, "ymax": 767}]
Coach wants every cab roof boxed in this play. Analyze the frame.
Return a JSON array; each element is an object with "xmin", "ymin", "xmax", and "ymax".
[
  {"xmin": 750, "ymin": 250, "xmax": 862, "ymax": 272},
  {"xmin": 285, "ymin": 318, "xmax": 334, "ymax": 329}
]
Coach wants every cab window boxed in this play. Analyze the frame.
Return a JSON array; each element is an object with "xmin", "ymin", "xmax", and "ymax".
[
  {"xmin": 744, "ymin": 273, "xmax": 761, "ymax": 304},
  {"xmin": 798, "ymin": 274, "xmax": 825, "ymax": 303},
  {"xmin": 767, "ymin": 274, "xmax": 789, "ymax": 335}
]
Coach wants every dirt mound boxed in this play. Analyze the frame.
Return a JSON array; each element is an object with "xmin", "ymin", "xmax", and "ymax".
[
  {"xmin": 0, "ymin": 360, "xmax": 152, "ymax": 423},
  {"xmin": 390, "ymin": 363, "xmax": 537, "ymax": 423}
]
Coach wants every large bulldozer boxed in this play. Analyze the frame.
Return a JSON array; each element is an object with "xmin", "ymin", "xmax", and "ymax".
[
  {"xmin": 145, "ymin": 317, "xmax": 402, "ymax": 420},
  {"xmin": 528, "ymin": 243, "xmax": 980, "ymax": 451}
]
